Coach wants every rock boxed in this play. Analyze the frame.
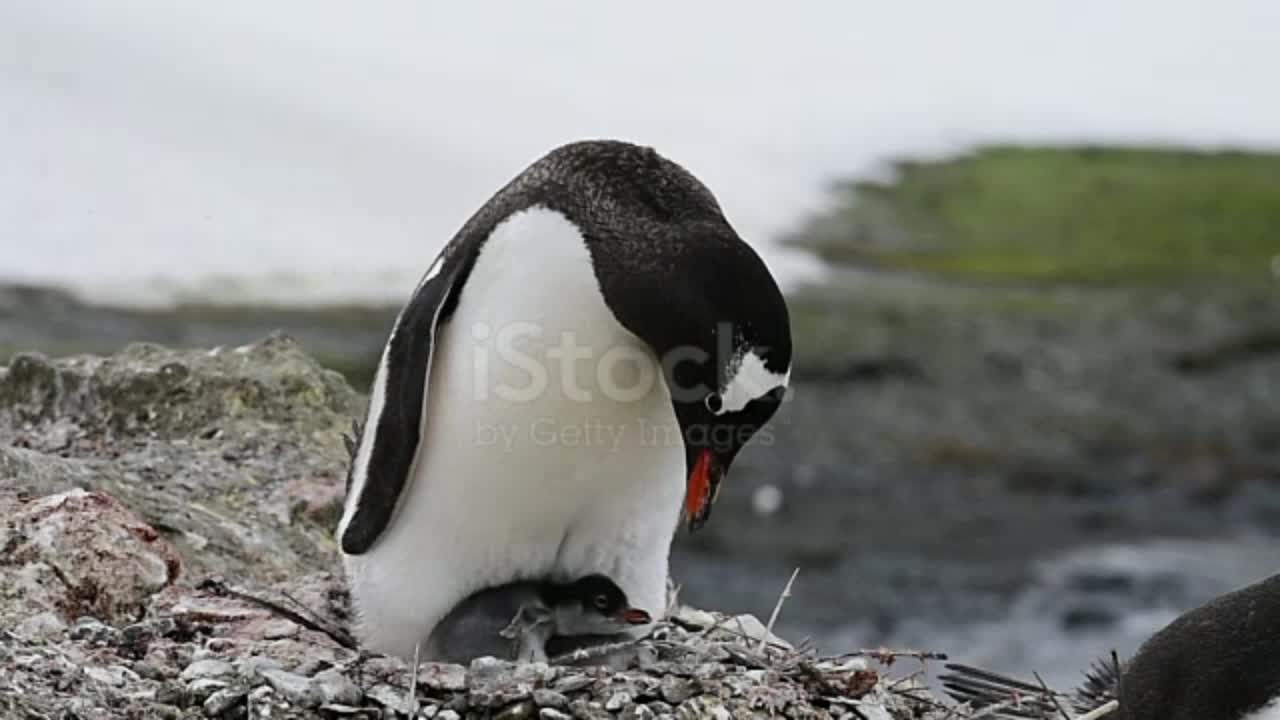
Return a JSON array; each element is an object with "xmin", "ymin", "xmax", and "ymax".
[
  {"xmin": 317, "ymin": 704, "xmax": 366, "ymax": 717},
  {"xmin": 70, "ymin": 617, "xmax": 121, "ymax": 644},
  {"xmin": 0, "ymin": 335, "xmax": 359, "ymax": 585},
  {"xmin": 366, "ymin": 684, "xmax": 413, "ymax": 715},
  {"xmin": 14, "ymin": 610, "xmax": 67, "ymax": 640},
  {"xmin": 539, "ymin": 709, "xmax": 573, "ymax": 720},
  {"xmin": 668, "ymin": 607, "xmax": 717, "ymax": 630},
  {"xmin": 0, "ymin": 488, "xmax": 180, "ymax": 627},
  {"xmin": 659, "ymin": 676, "xmax": 696, "ymax": 705},
  {"xmin": 531, "ymin": 688, "xmax": 568, "ymax": 709},
  {"xmin": 618, "ymin": 705, "xmax": 655, "ymax": 720},
  {"xmin": 203, "ymin": 687, "xmax": 247, "ymax": 717},
  {"xmin": 181, "ymin": 658, "xmax": 236, "ymax": 682},
  {"xmin": 495, "ymin": 700, "xmax": 537, "ymax": 719},
  {"xmin": 567, "ymin": 698, "xmax": 613, "ymax": 720},
  {"xmin": 419, "ymin": 662, "xmax": 467, "ymax": 692},
  {"xmin": 552, "ymin": 675, "xmax": 593, "ymax": 695},
  {"xmin": 83, "ymin": 664, "xmax": 137, "ymax": 687},
  {"xmin": 725, "ymin": 614, "xmax": 792, "ymax": 651},
  {"xmin": 234, "ymin": 655, "xmax": 283, "ymax": 681},
  {"xmin": 260, "ymin": 668, "xmax": 321, "ymax": 707},
  {"xmin": 187, "ymin": 678, "xmax": 230, "ymax": 703},
  {"xmin": 312, "ymin": 668, "xmax": 361, "ymax": 706},
  {"xmin": 604, "ymin": 691, "xmax": 632, "ymax": 711}
]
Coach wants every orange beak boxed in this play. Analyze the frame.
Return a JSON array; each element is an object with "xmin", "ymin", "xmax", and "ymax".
[{"xmin": 684, "ymin": 448, "xmax": 723, "ymax": 531}]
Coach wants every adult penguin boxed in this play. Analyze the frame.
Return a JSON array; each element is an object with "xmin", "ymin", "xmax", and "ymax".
[{"xmin": 337, "ymin": 140, "xmax": 792, "ymax": 658}]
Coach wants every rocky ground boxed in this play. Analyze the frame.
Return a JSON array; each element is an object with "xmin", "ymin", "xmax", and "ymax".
[{"xmin": 0, "ymin": 335, "xmax": 969, "ymax": 719}]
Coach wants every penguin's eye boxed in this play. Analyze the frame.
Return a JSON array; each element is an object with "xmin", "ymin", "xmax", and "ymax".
[
  {"xmin": 591, "ymin": 594, "xmax": 610, "ymax": 611},
  {"xmin": 704, "ymin": 392, "xmax": 723, "ymax": 413}
]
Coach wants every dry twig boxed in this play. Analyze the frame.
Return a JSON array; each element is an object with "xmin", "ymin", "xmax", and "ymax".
[
  {"xmin": 760, "ymin": 568, "xmax": 800, "ymax": 654},
  {"xmin": 196, "ymin": 578, "xmax": 357, "ymax": 650},
  {"xmin": 1033, "ymin": 671, "xmax": 1072, "ymax": 720},
  {"xmin": 1076, "ymin": 700, "xmax": 1120, "ymax": 720}
]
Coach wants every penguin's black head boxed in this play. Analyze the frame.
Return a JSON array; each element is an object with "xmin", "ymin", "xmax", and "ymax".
[
  {"xmin": 656, "ymin": 237, "xmax": 791, "ymax": 531},
  {"xmin": 542, "ymin": 574, "xmax": 652, "ymax": 627},
  {"xmin": 590, "ymin": 221, "xmax": 792, "ymax": 532},
  {"xmin": 543, "ymin": 140, "xmax": 793, "ymax": 532}
]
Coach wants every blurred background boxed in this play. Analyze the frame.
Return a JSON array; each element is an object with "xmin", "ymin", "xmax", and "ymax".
[{"xmin": 3, "ymin": 1, "xmax": 1278, "ymax": 688}]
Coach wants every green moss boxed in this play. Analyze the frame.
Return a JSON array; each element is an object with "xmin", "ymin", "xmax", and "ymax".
[{"xmin": 786, "ymin": 145, "xmax": 1280, "ymax": 285}]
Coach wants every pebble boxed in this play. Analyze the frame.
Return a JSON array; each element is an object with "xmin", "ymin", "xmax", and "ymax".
[
  {"xmin": 186, "ymin": 678, "xmax": 230, "ymax": 702},
  {"xmin": 726, "ymin": 614, "xmax": 791, "ymax": 650},
  {"xmin": 16, "ymin": 611, "xmax": 68, "ymax": 640},
  {"xmin": 604, "ymin": 691, "xmax": 632, "ymax": 711},
  {"xmin": 312, "ymin": 667, "xmax": 362, "ymax": 706},
  {"xmin": 132, "ymin": 660, "xmax": 167, "ymax": 680},
  {"xmin": 260, "ymin": 619, "xmax": 299, "ymax": 639},
  {"xmin": 618, "ymin": 706, "xmax": 655, "ymax": 720},
  {"xmin": 70, "ymin": 617, "xmax": 121, "ymax": 645},
  {"xmin": 531, "ymin": 688, "xmax": 568, "ymax": 709},
  {"xmin": 668, "ymin": 607, "xmax": 716, "ymax": 629},
  {"xmin": 419, "ymin": 662, "xmax": 467, "ymax": 692},
  {"xmin": 149, "ymin": 704, "xmax": 182, "ymax": 720},
  {"xmin": 246, "ymin": 685, "xmax": 276, "ymax": 713},
  {"xmin": 437, "ymin": 711, "xmax": 461, "ymax": 720},
  {"xmin": 539, "ymin": 710, "xmax": 572, "ymax": 720},
  {"xmin": 567, "ymin": 699, "xmax": 612, "ymax": 720},
  {"xmin": 551, "ymin": 675, "xmax": 592, "ymax": 694},
  {"xmin": 234, "ymin": 655, "xmax": 283, "ymax": 681},
  {"xmin": 180, "ymin": 658, "xmax": 235, "ymax": 682},
  {"xmin": 83, "ymin": 664, "xmax": 138, "ymax": 687},
  {"xmin": 316, "ymin": 704, "xmax": 365, "ymax": 717},
  {"xmin": 365, "ymin": 684, "xmax": 412, "ymax": 715},
  {"xmin": 260, "ymin": 668, "xmax": 321, "ymax": 707},
  {"xmin": 659, "ymin": 676, "xmax": 696, "ymax": 704},
  {"xmin": 203, "ymin": 687, "xmax": 247, "ymax": 717},
  {"xmin": 495, "ymin": 700, "xmax": 536, "ymax": 719}
]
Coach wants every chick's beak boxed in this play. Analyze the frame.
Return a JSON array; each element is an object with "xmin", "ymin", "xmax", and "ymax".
[
  {"xmin": 620, "ymin": 608, "xmax": 652, "ymax": 625},
  {"xmin": 684, "ymin": 448, "xmax": 724, "ymax": 532}
]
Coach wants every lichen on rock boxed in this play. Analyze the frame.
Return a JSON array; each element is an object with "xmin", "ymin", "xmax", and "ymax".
[{"xmin": 0, "ymin": 488, "xmax": 180, "ymax": 629}]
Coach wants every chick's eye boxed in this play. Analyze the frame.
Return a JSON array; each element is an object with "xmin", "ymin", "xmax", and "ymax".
[
  {"xmin": 592, "ymin": 594, "xmax": 610, "ymax": 611},
  {"xmin": 704, "ymin": 393, "xmax": 723, "ymax": 413}
]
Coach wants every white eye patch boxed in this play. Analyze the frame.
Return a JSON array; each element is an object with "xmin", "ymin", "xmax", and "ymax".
[{"xmin": 715, "ymin": 349, "xmax": 789, "ymax": 415}]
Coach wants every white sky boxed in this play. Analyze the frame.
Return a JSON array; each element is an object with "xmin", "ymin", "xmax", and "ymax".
[{"xmin": 2, "ymin": 1, "xmax": 1278, "ymax": 304}]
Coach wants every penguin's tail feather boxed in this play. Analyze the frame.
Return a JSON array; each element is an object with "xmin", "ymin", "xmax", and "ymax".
[{"xmin": 1075, "ymin": 652, "xmax": 1123, "ymax": 710}]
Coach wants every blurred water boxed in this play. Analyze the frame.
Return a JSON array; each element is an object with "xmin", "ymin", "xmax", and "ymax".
[
  {"xmin": 883, "ymin": 539, "xmax": 1280, "ymax": 688},
  {"xmin": 3, "ymin": 2, "xmax": 1280, "ymax": 305}
]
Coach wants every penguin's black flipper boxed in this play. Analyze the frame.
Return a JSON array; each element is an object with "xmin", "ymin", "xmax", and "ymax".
[{"xmin": 336, "ymin": 236, "xmax": 482, "ymax": 555}]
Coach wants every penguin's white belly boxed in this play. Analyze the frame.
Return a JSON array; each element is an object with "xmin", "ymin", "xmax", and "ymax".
[
  {"xmin": 1245, "ymin": 698, "xmax": 1280, "ymax": 720},
  {"xmin": 344, "ymin": 208, "xmax": 686, "ymax": 658}
]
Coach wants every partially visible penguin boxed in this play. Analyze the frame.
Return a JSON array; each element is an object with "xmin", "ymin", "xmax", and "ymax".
[
  {"xmin": 426, "ymin": 574, "xmax": 651, "ymax": 664},
  {"xmin": 337, "ymin": 140, "xmax": 792, "ymax": 658},
  {"xmin": 941, "ymin": 572, "xmax": 1280, "ymax": 719}
]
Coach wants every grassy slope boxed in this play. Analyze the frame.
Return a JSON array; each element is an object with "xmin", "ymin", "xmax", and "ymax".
[{"xmin": 787, "ymin": 145, "xmax": 1280, "ymax": 285}]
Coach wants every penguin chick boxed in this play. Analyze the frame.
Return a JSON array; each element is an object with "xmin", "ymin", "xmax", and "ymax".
[{"xmin": 425, "ymin": 574, "xmax": 651, "ymax": 664}]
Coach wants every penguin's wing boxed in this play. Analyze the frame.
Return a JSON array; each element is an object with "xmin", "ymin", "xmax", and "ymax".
[{"xmin": 337, "ymin": 239, "xmax": 478, "ymax": 555}]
